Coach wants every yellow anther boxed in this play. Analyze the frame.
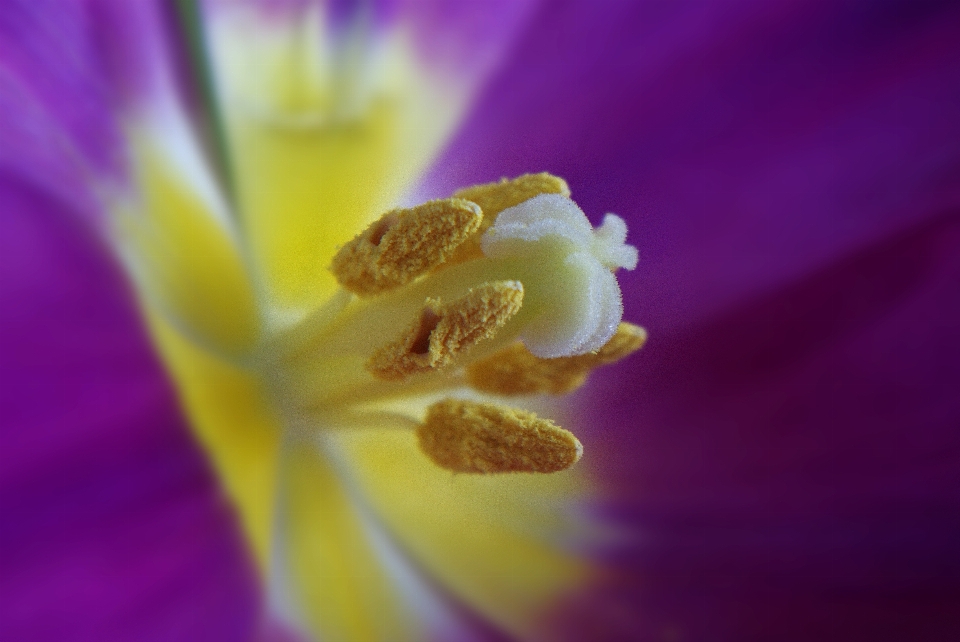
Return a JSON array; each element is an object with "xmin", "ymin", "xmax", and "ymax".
[
  {"xmin": 454, "ymin": 172, "xmax": 571, "ymax": 218},
  {"xmin": 416, "ymin": 399, "xmax": 582, "ymax": 473},
  {"xmin": 467, "ymin": 322, "xmax": 647, "ymax": 395},
  {"xmin": 367, "ymin": 281, "xmax": 524, "ymax": 381},
  {"xmin": 445, "ymin": 173, "xmax": 571, "ymax": 264},
  {"xmin": 331, "ymin": 198, "xmax": 482, "ymax": 295}
]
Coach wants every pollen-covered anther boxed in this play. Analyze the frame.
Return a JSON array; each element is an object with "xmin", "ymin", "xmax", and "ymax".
[
  {"xmin": 331, "ymin": 198, "xmax": 483, "ymax": 295},
  {"xmin": 417, "ymin": 399, "xmax": 582, "ymax": 474},
  {"xmin": 367, "ymin": 281, "xmax": 524, "ymax": 381},
  {"xmin": 467, "ymin": 322, "xmax": 647, "ymax": 395},
  {"xmin": 444, "ymin": 173, "xmax": 571, "ymax": 265}
]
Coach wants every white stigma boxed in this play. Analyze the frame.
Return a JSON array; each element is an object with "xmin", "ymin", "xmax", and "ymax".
[{"xmin": 480, "ymin": 194, "xmax": 638, "ymax": 359}]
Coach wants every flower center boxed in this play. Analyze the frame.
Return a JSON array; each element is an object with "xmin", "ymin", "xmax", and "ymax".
[{"xmin": 257, "ymin": 173, "xmax": 643, "ymax": 474}]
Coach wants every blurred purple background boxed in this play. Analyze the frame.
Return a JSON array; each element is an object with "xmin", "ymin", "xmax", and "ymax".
[{"xmin": 3, "ymin": 1, "xmax": 960, "ymax": 640}]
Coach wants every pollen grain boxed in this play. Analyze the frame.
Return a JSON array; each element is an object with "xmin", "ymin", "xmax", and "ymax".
[
  {"xmin": 467, "ymin": 322, "xmax": 647, "ymax": 395},
  {"xmin": 331, "ymin": 198, "xmax": 482, "ymax": 295},
  {"xmin": 367, "ymin": 281, "xmax": 524, "ymax": 380},
  {"xmin": 417, "ymin": 399, "xmax": 582, "ymax": 474}
]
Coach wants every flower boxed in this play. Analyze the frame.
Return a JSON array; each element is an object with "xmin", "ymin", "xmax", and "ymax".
[
  {"xmin": 4, "ymin": 1, "xmax": 642, "ymax": 640},
  {"xmin": 3, "ymin": 2, "xmax": 960, "ymax": 642}
]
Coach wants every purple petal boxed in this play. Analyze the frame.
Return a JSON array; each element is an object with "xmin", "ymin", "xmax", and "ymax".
[
  {"xmin": 0, "ymin": 0, "xmax": 200, "ymax": 187},
  {"xmin": 565, "ymin": 214, "xmax": 960, "ymax": 641},
  {"xmin": 204, "ymin": 0, "xmax": 540, "ymax": 84},
  {"xmin": 427, "ymin": 0, "xmax": 960, "ymax": 327},
  {"xmin": 424, "ymin": 1, "xmax": 960, "ymax": 639},
  {"xmin": 395, "ymin": 0, "xmax": 541, "ymax": 80},
  {"xmin": 0, "ymin": 176, "xmax": 262, "ymax": 641},
  {"xmin": 0, "ymin": 66, "xmax": 100, "ymax": 223},
  {"xmin": 0, "ymin": 1, "xmax": 121, "ymax": 178}
]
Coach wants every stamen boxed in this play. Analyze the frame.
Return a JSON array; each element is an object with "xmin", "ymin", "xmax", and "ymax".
[
  {"xmin": 417, "ymin": 399, "xmax": 582, "ymax": 473},
  {"xmin": 467, "ymin": 322, "xmax": 647, "ymax": 395},
  {"xmin": 331, "ymin": 198, "xmax": 482, "ymax": 295},
  {"xmin": 446, "ymin": 173, "xmax": 571, "ymax": 264},
  {"xmin": 367, "ymin": 281, "xmax": 524, "ymax": 380}
]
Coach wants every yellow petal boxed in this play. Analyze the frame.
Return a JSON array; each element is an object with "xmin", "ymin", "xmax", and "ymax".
[
  {"xmin": 114, "ymin": 121, "xmax": 260, "ymax": 356},
  {"xmin": 272, "ymin": 437, "xmax": 423, "ymax": 641},
  {"xmin": 208, "ymin": 7, "xmax": 472, "ymax": 311},
  {"xmin": 146, "ymin": 315, "xmax": 278, "ymax": 566},
  {"xmin": 330, "ymin": 425, "xmax": 598, "ymax": 638}
]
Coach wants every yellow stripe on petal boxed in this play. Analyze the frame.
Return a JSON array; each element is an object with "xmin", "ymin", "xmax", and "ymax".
[
  {"xmin": 274, "ymin": 438, "xmax": 422, "ymax": 642},
  {"xmin": 114, "ymin": 123, "xmax": 260, "ymax": 357},
  {"xmin": 148, "ymin": 318, "xmax": 424, "ymax": 641},
  {"xmin": 331, "ymin": 427, "xmax": 598, "ymax": 638},
  {"xmin": 208, "ymin": 6, "xmax": 471, "ymax": 311},
  {"xmin": 147, "ymin": 316, "xmax": 279, "ymax": 567},
  {"xmin": 226, "ymin": 101, "xmax": 417, "ymax": 308}
]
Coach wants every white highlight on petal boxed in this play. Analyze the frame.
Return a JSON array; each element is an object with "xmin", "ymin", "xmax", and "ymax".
[
  {"xmin": 320, "ymin": 436, "xmax": 490, "ymax": 642},
  {"xmin": 131, "ymin": 98, "xmax": 235, "ymax": 231},
  {"xmin": 481, "ymin": 194, "xmax": 638, "ymax": 359}
]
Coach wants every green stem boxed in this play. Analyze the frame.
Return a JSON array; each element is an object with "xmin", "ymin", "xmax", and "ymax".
[{"xmin": 174, "ymin": 0, "xmax": 237, "ymax": 209}]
